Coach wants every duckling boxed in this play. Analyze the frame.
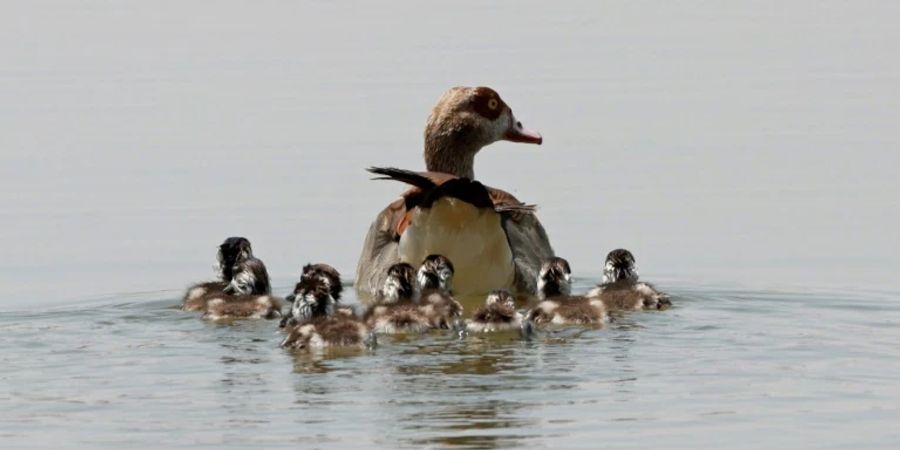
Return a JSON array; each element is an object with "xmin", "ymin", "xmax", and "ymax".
[
  {"xmin": 524, "ymin": 257, "xmax": 607, "ymax": 326},
  {"xmin": 364, "ymin": 263, "xmax": 433, "ymax": 334},
  {"xmin": 365, "ymin": 303, "xmax": 435, "ymax": 335},
  {"xmin": 466, "ymin": 289, "xmax": 523, "ymax": 333},
  {"xmin": 182, "ymin": 237, "xmax": 271, "ymax": 311},
  {"xmin": 281, "ymin": 277, "xmax": 372, "ymax": 350},
  {"xmin": 416, "ymin": 254, "xmax": 463, "ymax": 328},
  {"xmin": 279, "ymin": 263, "xmax": 345, "ymax": 328},
  {"xmin": 280, "ymin": 274, "xmax": 356, "ymax": 328},
  {"xmin": 363, "ymin": 259, "xmax": 462, "ymax": 334},
  {"xmin": 197, "ymin": 255, "xmax": 275, "ymax": 319},
  {"xmin": 182, "ymin": 237, "xmax": 250, "ymax": 309},
  {"xmin": 586, "ymin": 249, "xmax": 670, "ymax": 311}
]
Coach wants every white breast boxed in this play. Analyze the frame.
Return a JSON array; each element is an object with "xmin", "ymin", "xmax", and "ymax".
[{"xmin": 398, "ymin": 197, "xmax": 514, "ymax": 295}]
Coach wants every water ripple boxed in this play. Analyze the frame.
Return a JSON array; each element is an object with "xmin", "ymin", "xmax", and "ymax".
[{"xmin": 1, "ymin": 283, "xmax": 899, "ymax": 448}]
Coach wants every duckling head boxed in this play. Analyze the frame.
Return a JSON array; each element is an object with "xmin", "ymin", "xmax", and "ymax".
[
  {"xmin": 485, "ymin": 289, "xmax": 516, "ymax": 309},
  {"xmin": 379, "ymin": 262, "xmax": 418, "ymax": 304},
  {"xmin": 301, "ymin": 263, "xmax": 343, "ymax": 301},
  {"xmin": 287, "ymin": 277, "xmax": 335, "ymax": 323},
  {"xmin": 537, "ymin": 257, "xmax": 572, "ymax": 300},
  {"xmin": 603, "ymin": 249, "xmax": 639, "ymax": 283},
  {"xmin": 215, "ymin": 236, "xmax": 253, "ymax": 281},
  {"xmin": 222, "ymin": 257, "xmax": 271, "ymax": 296},
  {"xmin": 417, "ymin": 254, "xmax": 455, "ymax": 292}
]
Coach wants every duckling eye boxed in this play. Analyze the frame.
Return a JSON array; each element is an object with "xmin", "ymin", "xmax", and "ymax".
[{"xmin": 487, "ymin": 98, "xmax": 499, "ymax": 110}]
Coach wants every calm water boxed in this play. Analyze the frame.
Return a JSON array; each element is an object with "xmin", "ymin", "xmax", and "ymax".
[
  {"xmin": 2, "ymin": 1, "xmax": 900, "ymax": 448},
  {"xmin": 2, "ymin": 280, "xmax": 899, "ymax": 448}
]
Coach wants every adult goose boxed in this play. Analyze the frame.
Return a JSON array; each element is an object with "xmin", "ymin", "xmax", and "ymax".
[{"xmin": 355, "ymin": 86, "xmax": 554, "ymax": 297}]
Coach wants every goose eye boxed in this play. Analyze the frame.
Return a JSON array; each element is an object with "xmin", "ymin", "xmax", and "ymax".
[{"xmin": 488, "ymin": 98, "xmax": 499, "ymax": 110}]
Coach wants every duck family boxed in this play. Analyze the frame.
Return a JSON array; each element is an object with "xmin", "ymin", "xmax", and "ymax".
[{"xmin": 179, "ymin": 86, "xmax": 671, "ymax": 351}]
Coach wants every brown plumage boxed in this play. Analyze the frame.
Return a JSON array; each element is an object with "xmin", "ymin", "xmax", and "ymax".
[
  {"xmin": 586, "ymin": 249, "xmax": 671, "ymax": 311},
  {"xmin": 182, "ymin": 281, "xmax": 227, "ymax": 311},
  {"xmin": 587, "ymin": 281, "xmax": 671, "ymax": 311},
  {"xmin": 182, "ymin": 237, "xmax": 270, "ymax": 311},
  {"xmin": 526, "ymin": 257, "xmax": 608, "ymax": 326},
  {"xmin": 201, "ymin": 295, "xmax": 282, "ymax": 321},
  {"xmin": 280, "ymin": 264, "xmax": 346, "ymax": 328},
  {"xmin": 418, "ymin": 290, "xmax": 464, "ymax": 329},
  {"xmin": 281, "ymin": 316, "xmax": 370, "ymax": 350},
  {"xmin": 363, "ymin": 259, "xmax": 464, "ymax": 334},
  {"xmin": 467, "ymin": 289, "xmax": 523, "ymax": 333},
  {"xmin": 362, "ymin": 290, "xmax": 462, "ymax": 334},
  {"xmin": 525, "ymin": 296, "xmax": 607, "ymax": 326},
  {"xmin": 280, "ymin": 276, "xmax": 373, "ymax": 350},
  {"xmin": 301, "ymin": 263, "xmax": 343, "ymax": 301}
]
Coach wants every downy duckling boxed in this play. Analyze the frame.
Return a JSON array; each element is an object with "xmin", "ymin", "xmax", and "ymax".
[
  {"xmin": 281, "ymin": 277, "xmax": 372, "ymax": 350},
  {"xmin": 364, "ymin": 259, "xmax": 462, "ymax": 334},
  {"xmin": 182, "ymin": 237, "xmax": 271, "ymax": 311},
  {"xmin": 466, "ymin": 289, "xmax": 523, "ymax": 333},
  {"xmin": 364, "ymin": 263, "xmax": 433, "ymax": 334},
  {"xmin": 280, "ymin": 273, "xmax": 355, "ymax": 328},
  {"xmin": 586, "ymin": 249, "xmax": 670, "ymax": 311},
  {"xmin": 279, "ymin": 263, "xmax": 345, "ymax": 328},
  {"xmin": 525, "ymin": 257, "xmax": 607, "ymax": 326},
  {"xmin": 416, "ymin": 254, "xmax": 463, "ymax": 328},
  {"xmin": 182, "ymin": 236, "xmax": 252, "ymax": 309}
]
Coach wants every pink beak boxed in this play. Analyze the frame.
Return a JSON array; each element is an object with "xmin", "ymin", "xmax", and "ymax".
[{"xmin": 504, "ymin": 114, "xmax": 543, "ymax": 145}]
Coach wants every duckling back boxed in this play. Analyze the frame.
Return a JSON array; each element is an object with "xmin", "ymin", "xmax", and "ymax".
[
  {"xmin": 364, "ymin": 303, "xmax": 434, "ymax": 335},
  {"xmin": 525, "ymin": 296, "xmax": 607, "ymax": 326},
  {"xmin": 281, "ymin": 316, "xmax": 371, "ymax": 350},
  {"xmin": 588, "ymin": 281, "xmax": 670, "ymax": 311},
  {"xmin": 202, "ymin": 295, "xmax": 283, "ymax": 321}
]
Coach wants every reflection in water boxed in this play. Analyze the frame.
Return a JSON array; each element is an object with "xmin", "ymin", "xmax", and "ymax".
[
  {"xmin": 406, "ymin": 399, "xmax": 537, "ymax": 449},
  {"xmin": 385, "ymin": 339, "xmax": 539, "ymax": 448}
]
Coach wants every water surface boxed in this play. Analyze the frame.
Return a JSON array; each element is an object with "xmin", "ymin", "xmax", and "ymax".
[{"xmin": 2, "ymin": 281, "xmax": 898, "ymax": 448}]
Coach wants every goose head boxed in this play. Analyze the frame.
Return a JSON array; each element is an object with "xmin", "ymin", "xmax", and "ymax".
[{"xmin": 424, "ymin": 86, "xmax": 542, "ymax": 179}]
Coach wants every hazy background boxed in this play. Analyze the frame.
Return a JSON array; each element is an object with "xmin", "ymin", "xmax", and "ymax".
[{"xmin": 2, "ymin": 1, "xmax": 898, "ymax": 307}]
